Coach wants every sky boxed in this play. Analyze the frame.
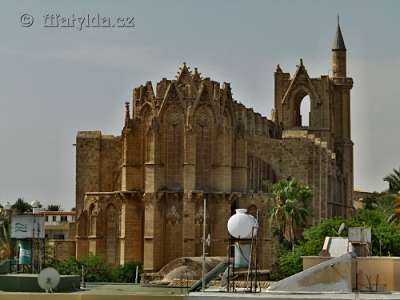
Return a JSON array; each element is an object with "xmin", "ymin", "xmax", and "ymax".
[{"xmin": 0, "ymin": 0, "xmax": 399, "ymax": 210}]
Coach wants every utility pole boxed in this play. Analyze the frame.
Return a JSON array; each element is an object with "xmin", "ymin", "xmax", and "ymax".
[{"xmin": 201, "ymin": 197, "xmax": 207, "ymax": 292}]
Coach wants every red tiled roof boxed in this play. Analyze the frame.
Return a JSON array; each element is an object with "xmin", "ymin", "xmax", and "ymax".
[{"xmin": 37, "ymin": 211, "xmax": 75, "ymax": 216}]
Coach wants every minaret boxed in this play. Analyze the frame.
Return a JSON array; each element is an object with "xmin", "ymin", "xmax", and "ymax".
[
  {"xmin": 330, "ymin": 17, "xmax": 353, "ymax": 217},
  {"xmin": 332, "ymin": 16, "xmax": 346, "ymax": 78},
  {"xmin": 124, "ymin": 101, "xmax": 131, "ymax": 127}
]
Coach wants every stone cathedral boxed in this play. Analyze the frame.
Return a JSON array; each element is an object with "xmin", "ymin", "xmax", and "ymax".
[{"xmin": 75, "ymin": 23, "xmax": 353, "ymax": 272}]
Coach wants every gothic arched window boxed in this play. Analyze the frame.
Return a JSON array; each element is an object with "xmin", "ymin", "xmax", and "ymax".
[
  {"xmin": 164, "ymin": 107, "xmax": 184, "ymax": 189},
  {"xmin": 195, "ymin": 106, "xmax": 214, "ymax": 191}
]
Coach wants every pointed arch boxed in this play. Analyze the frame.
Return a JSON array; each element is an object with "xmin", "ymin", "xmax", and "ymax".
[
  {"xmin": 222, "ymin": 98, "xmax": 236, "ymax": 130},
  {"xmin": 188, "ymin": 83, "xmax": 217, "ymax": 127},
  {"xmin": 162, "ymin": 104, "xmax": 185, "ymax": 190},
  {"xmin": 247, "ymin": 204, "xmax": 258, "ymax": 218},
  {"xmin": 283, "ymin": 84, "xmax": 318, "ymax": 129},
  {"xmin": 158, "ymin": 82, "xmax": 185, "ymax": 117},
  {"xmin": 300, "ymin": 95, "xmax": 311, "ymax": 127},
  {"xmin": 78, "ymin": 210, "xmax": 88, "ymax": 237},
  {"xmin": 194, "ymin": 105, "xmax": 214, "ymax": 191},
  {"xmin": 281, "ymin": 64, "xmax": 321, "ymax": 105},
  {"xmin": 89, "ymin": 203, "xmax": 96, "ymax": 236},
  {"xmin": 216, "ymin": 109, "xmax": 233, "ymax": 166},
  {"xmin": 137, "ymin": 101, "xmax": 154, "ymax": 117},
  {"xmin": 141, "ymin": 107, "xmax": 154, "ymax": 163}
]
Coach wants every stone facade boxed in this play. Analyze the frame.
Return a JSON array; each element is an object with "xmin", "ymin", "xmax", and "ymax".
[
  {"xmin": 75, "ymin": 24, "xmax": 354, "ymax": 272},
  {"xmin": 49, "ymin": 240, "xmax": 76, "ymax": 262}
]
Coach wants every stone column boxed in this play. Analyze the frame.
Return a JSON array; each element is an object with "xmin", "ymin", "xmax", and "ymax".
[
  {"xmin": 120, "ymin": 193, "xmax": 143, "ymax": 265},
  {"xmin": 76, "ymin": 209, "xmax": 89, "ymax": 259},
  {"xmin": 183, "ymin": 128, "xmax": 196, "ymax": 191},
  {"xmin": 209, "ymin": 194, "xmax": 230, "ymax": 256},
  {"xmin": 182, "ymin": 192, "xmax": 197, "ymax": 257},
  {"xmin": 143, "ymin": 192, "xmax": 164, "ymax": 272}
]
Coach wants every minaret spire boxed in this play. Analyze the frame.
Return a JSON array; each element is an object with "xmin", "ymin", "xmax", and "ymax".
[
  {"xmin": 332, "ymin": 16, "xmax": 347, "ymax": 77},
  {"xmin": 333, "ymin": 15, "xmax": 346, "ymax": 50}
]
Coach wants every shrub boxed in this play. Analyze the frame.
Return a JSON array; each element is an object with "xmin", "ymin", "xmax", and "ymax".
[
  {"xmin": 48, "ymin": 255, "xmax": 145, "ymax": 283},
  {"xmin": 80, "ymin": 255, "xmax": 112, "ymax": 282},
  {"xmin": 270, "ymin": 218, "xmax": 344, "ymax": 280},
  {"xmin": 52, "ymin": 257, "xmax": 80, "ymax": 275},
  {"xmin": 111, "ymin": 262, "xmax": 143, "ymax": 283}
]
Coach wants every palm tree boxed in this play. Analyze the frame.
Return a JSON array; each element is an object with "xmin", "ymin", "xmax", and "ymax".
[
  {"xmin": 270, "ymin": 179, "xmax": 312, "ymax": 249},
  {"xmin": 387, "ymin": 193, "xmax": 400, "ymax": 224},
  {"xmin": 384, "ymin": 168, "xmax": 400, "ymax": 193}
]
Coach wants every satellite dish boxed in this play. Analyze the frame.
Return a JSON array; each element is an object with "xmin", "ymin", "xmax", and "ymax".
[
  {"xmin": 338, "ymin": 223, "xmax": 345, "ymax": 235},
  {"xmin": 38, "ymin": 267, "xmax": 60, "ymax": 293}
]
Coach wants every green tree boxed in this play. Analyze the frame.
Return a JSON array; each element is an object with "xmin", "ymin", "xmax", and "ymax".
[
  {"xmin": 384, "ymin": 167, "xmax": 400, "ymax": 193},
  {"xmin": 47, "ymin": 204, "xmax": 60, "ymax": 211},
  {"xmin": 272, "ymin": 207, "xmax": 400, "ymax": 279},
  {"xmin": 270, "ymin": 179, "xmax": 312, "ymax": 248},
  {"xmin": 11, "ymin": 198, "xmax": 32, "ymax": 214}
]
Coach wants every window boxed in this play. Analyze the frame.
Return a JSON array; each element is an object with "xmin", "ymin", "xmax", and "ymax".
[
  {"xmin": 61, "ymin": 216, "xmax": 68, "ymax": 222},
  {"xmin": 300, "ymin": 95, "xmax": 311, "ymax": 127},
  {"xmin": 45, "ymin": 216, "xmax": 48, "ymax": 222},
  {"xmin": 54, "ymin": 234, "xmax": 64, "ymax": 240},
  {"xmin": 52, "ymin": 216, "xmax": 56, "ymax": 222}
]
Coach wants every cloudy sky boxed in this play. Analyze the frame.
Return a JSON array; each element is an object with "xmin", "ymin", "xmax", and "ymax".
[{"xmin": 0, "ymin": 0, "xmax": 399, "ymax": 209}]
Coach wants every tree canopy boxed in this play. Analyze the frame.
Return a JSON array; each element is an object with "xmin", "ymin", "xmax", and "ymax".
[
  {"xmin": 47, "ymin": 204, "xmax": 61, "ymax": 211},
  {"xmin": 272, "ymin": 192, "xmax": 400, "ymax": 280},
  {"xmin": 11, "ymin": 198, "xmax": 32, "ymax": 214}
]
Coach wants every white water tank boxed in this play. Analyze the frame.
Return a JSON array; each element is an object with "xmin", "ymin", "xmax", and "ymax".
[
  {"xmin": 227, "ymin": 209, "xmax": 258, "ymax": 239},
  {"xmin": 31, "ymin": 200, "xmax": 41, "ymax": 214}
]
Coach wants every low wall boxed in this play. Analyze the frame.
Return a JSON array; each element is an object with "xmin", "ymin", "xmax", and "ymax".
[
  {"xmin": 0, "ymin": 295, "xmax": 183, "ymax": 300},
  {"xmin": 0, "ymin": 274, "xmax": 80, "ymax": 292},
  {"xmin": 303, "ymin": 255, "xmax": 400, "ymax": 292},
  {"xmin": 356, "ymin": 256, "xmax": 400, "ymax": 292},
  {"xmin": 302, "ymin": 256, "xmax": 332, "ymax": 270}
]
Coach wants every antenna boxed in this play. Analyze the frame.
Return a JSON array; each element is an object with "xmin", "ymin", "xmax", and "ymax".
[{"xmin": 38, "ymin": 267, "xmax": 60, "ymax": 293}]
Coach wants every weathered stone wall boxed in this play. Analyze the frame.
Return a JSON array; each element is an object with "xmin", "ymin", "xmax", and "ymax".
[
  {"xmin": 75, "ymin": 57, "xmax": 354, "ymax": 272},
  {"xmin": 50, "ymin": 240, "xmax": 76, "ymax": 261},
  {"xmin": 75, "ymin": 131, "xmax": 121, "ymax": 212}
]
